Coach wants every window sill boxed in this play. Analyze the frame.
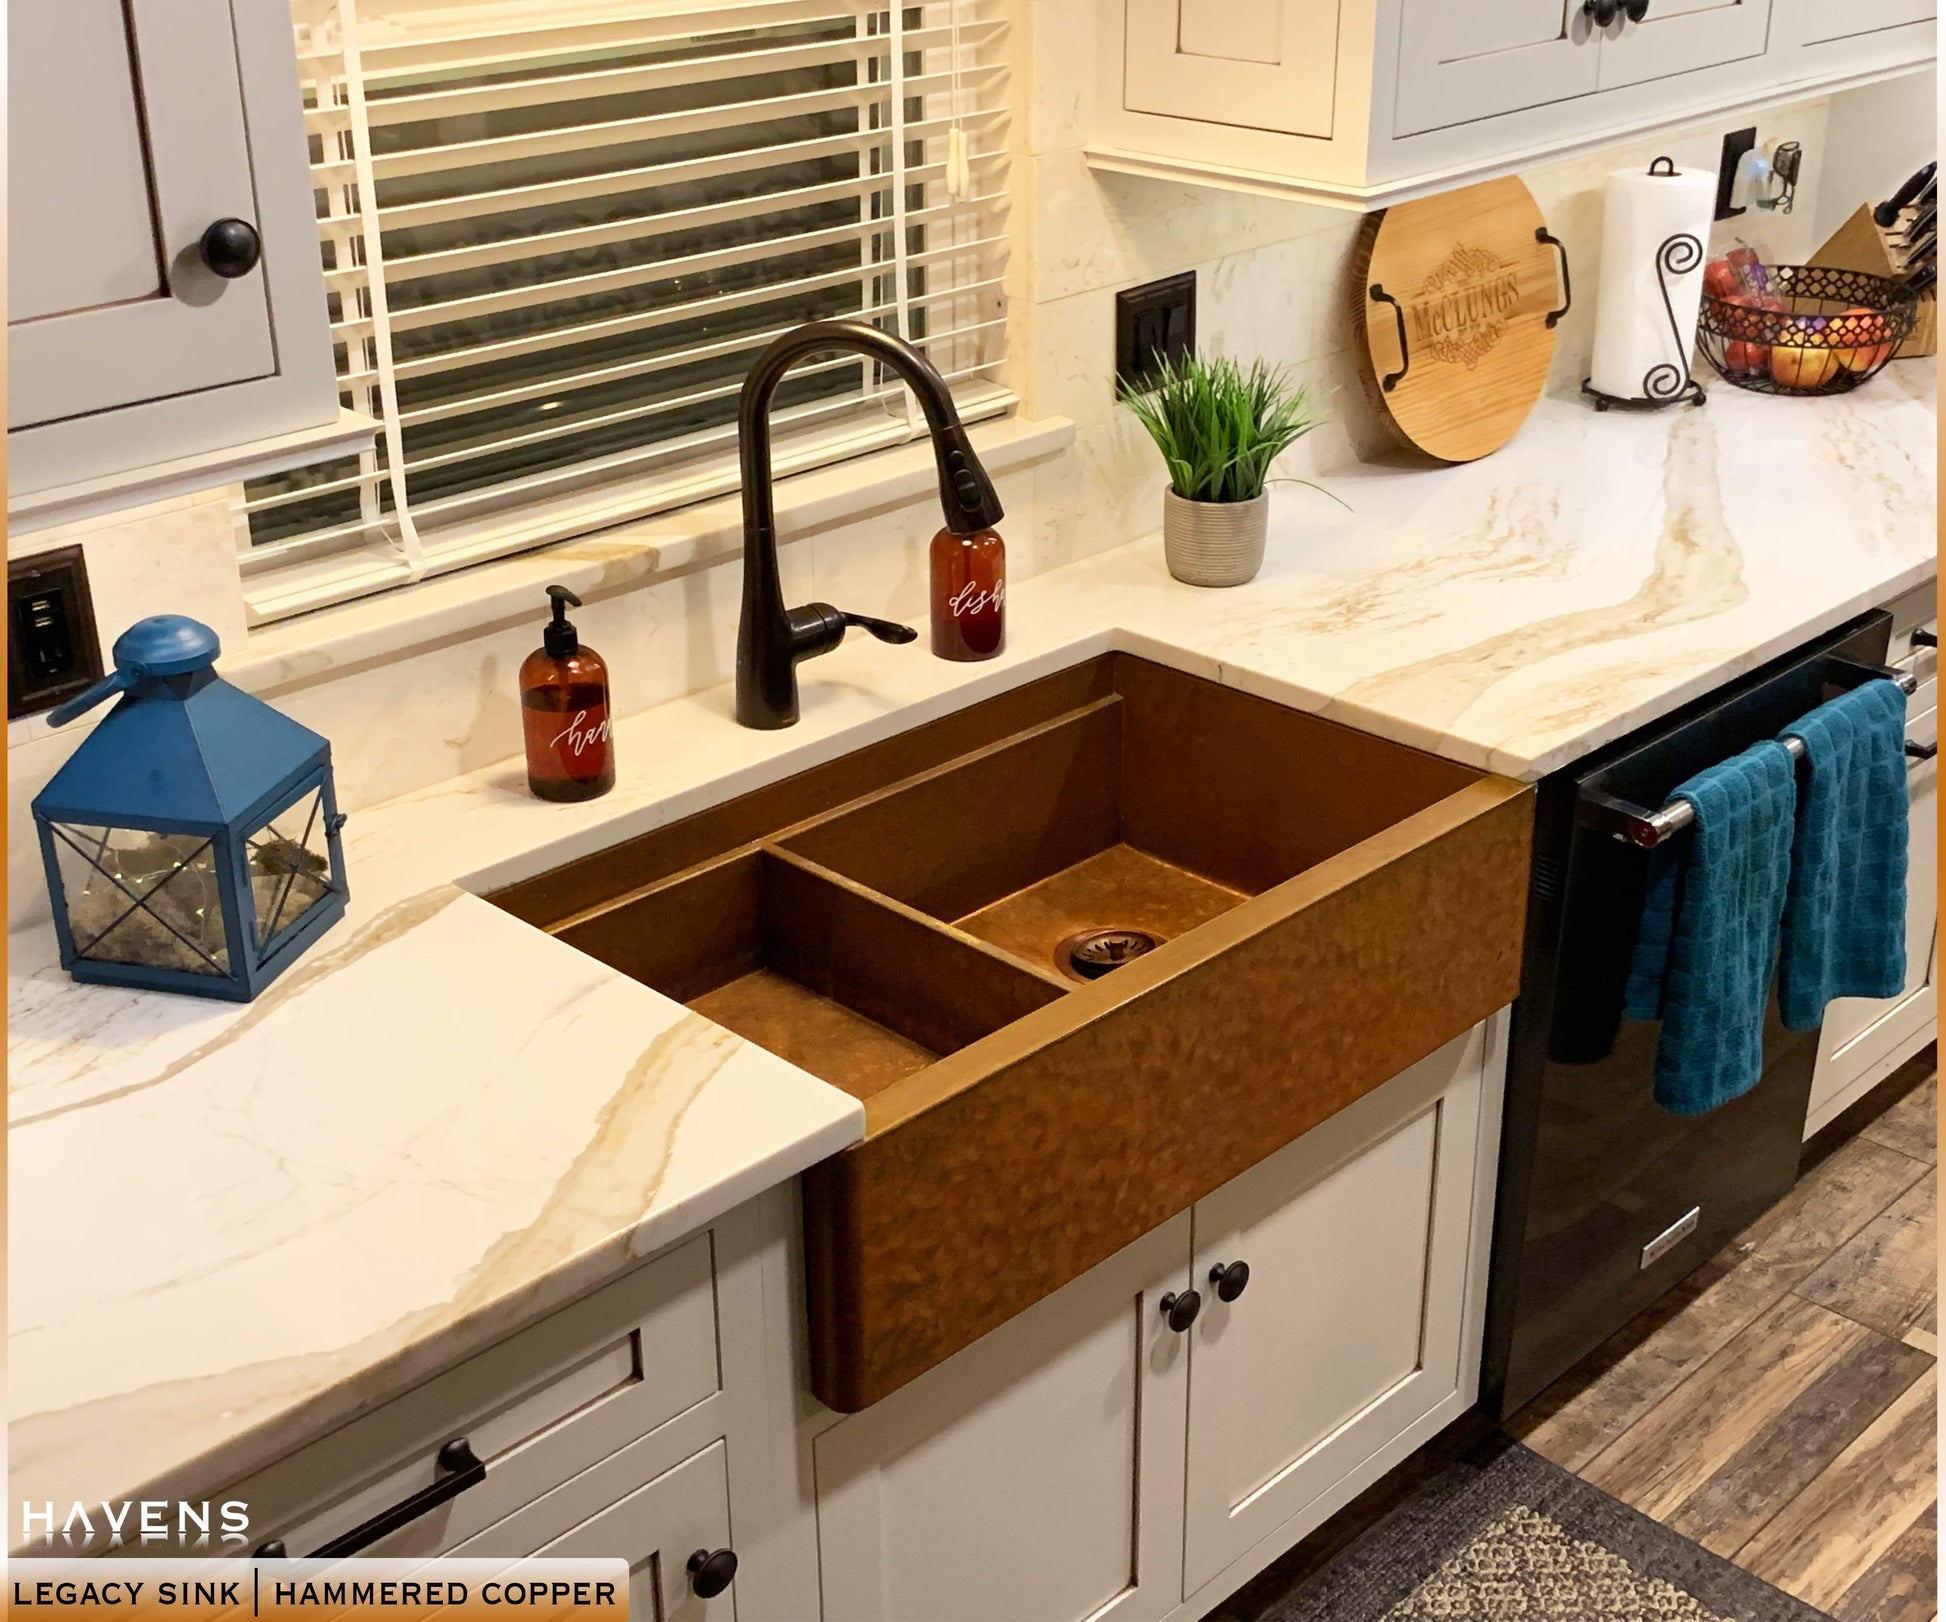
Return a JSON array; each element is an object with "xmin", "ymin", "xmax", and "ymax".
[{"xmin": 225, "ymin": 413, "xmax": 1075, "ymax": 702}]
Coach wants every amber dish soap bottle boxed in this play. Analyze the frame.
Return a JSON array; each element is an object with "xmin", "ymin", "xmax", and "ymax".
[
  {"xmin": 520, "ymin": 585, "xmax": 615, "ymax": 802},
  {"xmin": 930, "ymin": 524, "xmax": 1005, "ymax": 661}
]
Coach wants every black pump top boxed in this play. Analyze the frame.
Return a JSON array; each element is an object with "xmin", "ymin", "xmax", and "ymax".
[{"xmin": 544, "ymin": 584, "xmax": 583, "ymax": 658}]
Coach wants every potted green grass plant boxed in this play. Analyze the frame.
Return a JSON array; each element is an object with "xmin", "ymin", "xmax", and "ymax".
[{"xmin": 1123, "ymin": 353, "xmax": 1321, "ymax": 587}]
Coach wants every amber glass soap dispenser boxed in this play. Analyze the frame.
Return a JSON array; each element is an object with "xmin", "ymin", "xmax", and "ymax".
[
  {"xmin": 930, "ymin": 524, "xmax": 1005, "ymax": 661},
  {"xmin": 520, "ymin": 585, "xmax": 615, "ymax": 802}
]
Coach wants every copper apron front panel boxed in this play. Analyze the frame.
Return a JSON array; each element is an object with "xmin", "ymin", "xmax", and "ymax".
[
  {"xmin": 492, "ymin": 653, "xmax": 1534, "ymax": 1414},
  {"xmin": 801, "ymin": 780, "xmax": 1532, "ymax": 1410}
]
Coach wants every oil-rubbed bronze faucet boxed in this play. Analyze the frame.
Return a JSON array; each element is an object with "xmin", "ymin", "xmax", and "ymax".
[{"xmin": 734, "ymin": 320, "xmax": 1006, "ymax": 729}]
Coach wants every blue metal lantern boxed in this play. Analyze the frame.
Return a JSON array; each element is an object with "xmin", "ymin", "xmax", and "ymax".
[{"xmin": 31, "ymin": 616, "xmax": 349, "ymax": 1001}]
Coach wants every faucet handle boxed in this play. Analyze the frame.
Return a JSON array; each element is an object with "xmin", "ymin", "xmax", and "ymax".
[
  {"xmin": 840, "ymin": 611, "xmax": 919, "ymax": 645},
  {"xmin": 784, "ymin": 602, "xmax": 918, "ymax": 663}
]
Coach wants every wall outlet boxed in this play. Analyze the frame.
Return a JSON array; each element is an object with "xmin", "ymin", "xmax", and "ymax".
[
  {"xmin": 9, "ymin": 546, "xmax": 102, "ymax": 721},
  {"xmin": 1115, "ymin": 272, "xmax": 1196, "ymax": 392}
]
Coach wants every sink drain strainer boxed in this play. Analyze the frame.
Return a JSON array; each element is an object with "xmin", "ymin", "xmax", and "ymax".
[{"xmin": 1059, "ymin": 928, "xmax": 1163, "ymax": 981}]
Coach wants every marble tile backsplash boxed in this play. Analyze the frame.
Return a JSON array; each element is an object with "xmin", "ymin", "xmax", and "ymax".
[{"xmin": 3, "ymin": 41, "xmax": 1851, "ymax": 932}]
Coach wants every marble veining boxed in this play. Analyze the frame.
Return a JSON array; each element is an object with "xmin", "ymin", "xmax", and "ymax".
[{"xmin": 8, "ymin": 372, "xmax": 1933, "ymax": 1524}]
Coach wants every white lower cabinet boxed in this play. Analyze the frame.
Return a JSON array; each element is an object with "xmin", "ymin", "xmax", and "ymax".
[
  {"xmin": 536, "ymin": 1443, "xmax": 736, "ymax": 1622},
  {"xmin": 210, "ymin": 1017, "xmax": 1508, "ymax": 1622},
  {"xmin": 807, "ymin": 1015, "xmax": 1507, "ymax": 1622},
  {"xmin": 812, "ymin": 1215, "xmax": 1191, "ymax": 1622},
  {"xmin": 1806, "ymin": 634, "xmax": 1938, "ymax": 1138},
  {"xmin": 1183, "ymin": 1028, "xmax": 1489, "ymax": 1591}
]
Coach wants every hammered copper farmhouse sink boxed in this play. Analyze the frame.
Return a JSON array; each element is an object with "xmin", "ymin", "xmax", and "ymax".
[{"xmin": 491, "ymin": 654, "xmax": 1532, "ymax": 1411}]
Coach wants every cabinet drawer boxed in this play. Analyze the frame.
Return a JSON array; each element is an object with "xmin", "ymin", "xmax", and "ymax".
[{"xmin": 232, "ymin": 1233, "xmax": 720, "ymax": 1558}]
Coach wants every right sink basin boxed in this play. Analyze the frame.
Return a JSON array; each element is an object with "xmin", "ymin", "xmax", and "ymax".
[{"xmin": 491, "ymin": 653, "xmax": 1535, "ymax": 1414}]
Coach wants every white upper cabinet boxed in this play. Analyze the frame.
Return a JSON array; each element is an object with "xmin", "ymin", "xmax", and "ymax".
[
  {"xmin": 1394, "ymin": 0, "xmax": 1600, "ymax": 136},
  {"xmin": 1091, "ymin": 0, "xmax": 1930, "ymax": 205},
  {"xmin": 8, "ymin": 0, "xmax": 277, "ymax": 430},
  {"xmin": 1125, "ymin": 0, "xmax": 1344, "ymax": 137},
  {"xmin": 1596, "ymin": 0, "xmax": 1776, "ymax": 90},
  {"xmin": 1798, "ymin": 0, "xmax": 1936, "ymax": 44},
  {"xmin": 7, "ymin": 0, "xmax": 368, "ymax": 519}
]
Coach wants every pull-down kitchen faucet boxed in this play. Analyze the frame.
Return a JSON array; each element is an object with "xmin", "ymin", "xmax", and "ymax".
[{"xmin": 733, "ymin": 320, "xmax": 1006, "ymax": 729}]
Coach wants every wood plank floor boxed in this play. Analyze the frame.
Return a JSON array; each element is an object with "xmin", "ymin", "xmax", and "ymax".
[{"xmin": 1512, "ymin": 1059, "xmax": 1939, "ymax": 1620}]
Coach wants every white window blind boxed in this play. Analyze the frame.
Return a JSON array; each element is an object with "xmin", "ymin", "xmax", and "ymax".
[{"xmin": 239, "ymin": 0, "xmax": 1013, "ymax": 623}]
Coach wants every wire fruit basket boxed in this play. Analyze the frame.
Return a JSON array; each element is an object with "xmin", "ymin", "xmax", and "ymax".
[{"xmin": 1698, "ymin": 265, "xmax": 1917, "ymax": 396}]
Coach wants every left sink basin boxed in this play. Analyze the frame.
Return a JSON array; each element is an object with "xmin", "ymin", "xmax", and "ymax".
[{"xmin": 555, "ymin": 845, "xmax": 1065, "ymax": 1102}]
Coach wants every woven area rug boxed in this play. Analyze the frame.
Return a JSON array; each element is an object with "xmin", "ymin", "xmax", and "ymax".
[{"xmin": 1247, "ymin": 1434, "xmax": 1831, "ymax": 1622}]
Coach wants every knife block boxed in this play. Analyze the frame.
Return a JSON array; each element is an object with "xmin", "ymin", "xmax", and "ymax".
[{"xmin": 1810, "ymin": 202, "xmax": 1936, "ymax": 360}]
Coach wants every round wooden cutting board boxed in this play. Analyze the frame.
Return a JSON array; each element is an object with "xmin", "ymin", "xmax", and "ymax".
[{"xmin": 1352, "ymin": 175, "xmax": 1566, "ymax": 463}]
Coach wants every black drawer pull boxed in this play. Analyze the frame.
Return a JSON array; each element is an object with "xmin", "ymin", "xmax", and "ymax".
[
  {"xmin": 1912, "ymin": 627, "xmax": 1937, "ymax": 649},
  {"xmin": 1907, "ymin": 740, "xmax": 1938, "ymax": 761},
  {"xmin": 255, "ymin": 1438, "xmax": 486, "ymax": 1559}
]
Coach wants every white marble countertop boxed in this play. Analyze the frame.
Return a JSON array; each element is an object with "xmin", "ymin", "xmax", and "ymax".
[{"xmin": 9, "ymin": 368, "xmax": 1935, "ymax": 1520}]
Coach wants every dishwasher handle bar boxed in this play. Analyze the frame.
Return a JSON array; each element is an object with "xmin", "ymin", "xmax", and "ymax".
[{"xmin": 1580, "ymin": 657, "xmax": 1917, "ymax": 849}]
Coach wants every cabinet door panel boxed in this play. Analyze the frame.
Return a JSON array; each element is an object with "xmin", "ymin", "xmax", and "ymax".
[
  {"xmin": 1124, "ymin": 0, "xmax": 1341, "ymax": 137},
  {"xmin": 541, "ymin": 1442, "xmax": 736, "ymax": 1622},
  {"xmin": 1597, "ymin": 0, "xmax": 1775, "ymax": 89},
  {"xmin": 813, "ymin": 1216, "xmax": 1191, "ymax": 1622},
  {"xmin": 6, "ymin": 0, "xmax": 275, "ymax": 431},
  {"xmin": 1393, "ymin": 0, "xmax": 1599, "ymax": 136},
  {"xmin": 1183, "ymin": 1027, "xmax": 1488, "ymax": 1591}
]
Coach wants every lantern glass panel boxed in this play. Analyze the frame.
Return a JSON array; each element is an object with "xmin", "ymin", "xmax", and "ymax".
[
  {"xmin": 245, "ymin": 786, "xmax": 335, "ymax": 956},
  {"xmin": 49, "ymin": 822, "xmax": 231, "ymax": 976}
]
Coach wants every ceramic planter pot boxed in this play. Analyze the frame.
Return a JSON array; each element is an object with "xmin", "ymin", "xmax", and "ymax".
[{"xmin": 1162, "ymin": 489, "xmax": 1268, "ymax": 588}]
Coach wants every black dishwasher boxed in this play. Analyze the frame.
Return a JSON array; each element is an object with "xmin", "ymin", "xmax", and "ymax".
[{"xmin": 1481, "ymin": 608, "xmax": 1898, "ymax": 1419}]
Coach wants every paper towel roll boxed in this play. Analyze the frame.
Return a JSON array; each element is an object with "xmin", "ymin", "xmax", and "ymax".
[{"xmin": 1588, "ymin": 159, "xmax": 1718, "ymax": 402}]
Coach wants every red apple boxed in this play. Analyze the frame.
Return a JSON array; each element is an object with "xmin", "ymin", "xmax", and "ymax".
[{"xmin": 1722, "ymin": 290, "xmax": 1782, "ymax": 375}]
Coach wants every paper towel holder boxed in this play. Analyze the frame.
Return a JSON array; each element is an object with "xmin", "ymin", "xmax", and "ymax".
[{"xmin": 1583, "ymin": 162, "xmax": 1708, "ymax": 413}]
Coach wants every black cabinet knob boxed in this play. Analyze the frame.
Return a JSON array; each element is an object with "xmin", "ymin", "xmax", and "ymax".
[
  {"xmin": 1208, "ymin": 1260, "xmax": 1251, "ymax": 1303},
  {"xmin": 1159, "ymin": 1289, "xmax": 1202, "ymax": 1332},
  {"xmin": 1912, "ymin": 627, "xmax": 1938, "ymax": 649},
  {"xmin": 199, "ymin": 218, "xmax": 262, "ymax": 279},
  {"xmin": 1584, "ymin": 0, "xmax": 1621, "ymax": 23},
  {"xmin": 687, "ymin": 1548, "xmax": 738, "ymax": 1599},
  {"xmin": 1623, "ymin": 0, "xmax": 1650, "ymax": 19}
]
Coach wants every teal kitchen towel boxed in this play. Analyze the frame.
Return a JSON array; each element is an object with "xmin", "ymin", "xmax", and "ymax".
[
  {"xmin": 1621, "ymin": 740, "xmax": 1797, "ymax": 1115},
  {"xmin": 1778, "ymin": 679, "xmax": 1909, "ymax": 1031}
]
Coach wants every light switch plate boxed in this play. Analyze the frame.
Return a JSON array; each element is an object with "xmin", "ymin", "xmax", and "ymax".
[
  {"xmin": 9, "ymin": 545, "xmax": 102, "ymax": 721},
  {"xmin": 1716, "ymin": 127, "xmax": 1757, "ymax": 220}
]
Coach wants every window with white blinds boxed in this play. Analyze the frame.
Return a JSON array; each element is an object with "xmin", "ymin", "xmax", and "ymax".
[{"xmin": 239, "ymin": 0, "xmax": 1013, "ymax": 623}]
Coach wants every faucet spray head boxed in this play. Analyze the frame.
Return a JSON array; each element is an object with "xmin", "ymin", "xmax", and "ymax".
[{"xmin": 934, "ymin": 423, "xmax": 1005, "ymax": 535}]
